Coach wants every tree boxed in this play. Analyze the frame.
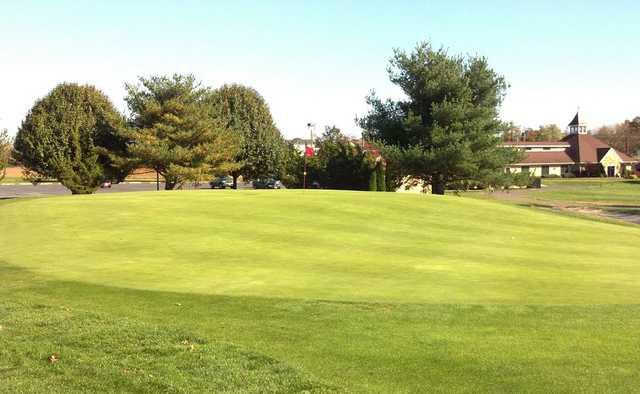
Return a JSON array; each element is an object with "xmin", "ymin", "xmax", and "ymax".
[
  {"xmin": 501, "ymin": 121, "xmax": 522, "ymax": 142},
  {"xmin": 596, "ymin": 117, "xmax": 640, "ymax": 156},
  {"xmin": 14, "ymin": 83, "xmax": 126, "ymax": 194},
  {"xmin": 206, "ymin": 84, "xmax": 285, "ymax": 188},
  {"xmin": 0, "ymin": 129, "xmax": 12, "ymax": 182},
  {"xmin": 525, "ymin": 124, "xmax": 563, "ymax": 141},
  {"xmin": 125, "ymin": 74, "xmax": 240, "ymax": 190},
  {"xmin": 279, "ymin": 141, "xmax": 305, "ymax": 188},
  {"xmin": 309, "ymin": 126, "xmax": 376, "ymax": 190},
  {"xmin": 359, "ymin": 42, "xmax": 521, "ymax": 194}
]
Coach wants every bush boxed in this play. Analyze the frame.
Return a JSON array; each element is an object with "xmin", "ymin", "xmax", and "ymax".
[{"xmin": 562, "ymin": 172, "xmax": 576, "ymax": 178}]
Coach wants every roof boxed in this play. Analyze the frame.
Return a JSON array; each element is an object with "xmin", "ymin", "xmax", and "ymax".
[
  {"xmin": 568, "ymin": 111, "xmax": 581, "ymax": 126},
  {"xmin": 561, "ymin": 134, "xmax": 636, "ymax": 163},
  {"xmin": 513, "ymin": 151, "xmax": 575, "ymax": 165},
  {"xmin": 504, "ymin": 141, "xmax": 570, "ymax": 147}
]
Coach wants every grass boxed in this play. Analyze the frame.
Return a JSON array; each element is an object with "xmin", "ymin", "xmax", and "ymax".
[
  {"xmin": 1, "ymin": 190, "xmax": 640, "ymax": 392},
  {"xmin": 535, "ymin": 178, "xmax": 640, "ymax": 205}
]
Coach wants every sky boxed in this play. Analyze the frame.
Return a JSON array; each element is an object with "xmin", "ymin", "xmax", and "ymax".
[{"xmin": 1, "ymin": 0, "xmax": 639, "ymax": 139}]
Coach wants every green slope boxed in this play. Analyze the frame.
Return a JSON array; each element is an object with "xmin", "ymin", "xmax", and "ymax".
[
  {"xmin": 1, "ymin": 190, "xmax": 639, "ymax": 392},
  {"xmin": 1, "ymin": 190, "xmax": 639, "ymax": 304}
]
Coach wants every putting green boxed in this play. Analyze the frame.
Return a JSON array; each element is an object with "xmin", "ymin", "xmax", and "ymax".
[{"xmin": 1, "ymin": 190, "xmax": 638, "ymax": 304}]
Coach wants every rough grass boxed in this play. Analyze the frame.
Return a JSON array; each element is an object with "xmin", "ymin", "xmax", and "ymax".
[{"xmin": 1, "ymin": 190, "xmax": 640, "ymax": 392}]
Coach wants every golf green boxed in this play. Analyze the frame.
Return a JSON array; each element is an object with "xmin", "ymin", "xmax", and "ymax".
[{"xmin": 1, "ymin": 190, "xmax": 639, "ymax": 392}]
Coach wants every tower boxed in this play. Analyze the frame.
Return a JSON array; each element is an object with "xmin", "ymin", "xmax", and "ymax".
[{"xmin": 567, "ymin": 110, "xmax": 588, "ymax": 134}]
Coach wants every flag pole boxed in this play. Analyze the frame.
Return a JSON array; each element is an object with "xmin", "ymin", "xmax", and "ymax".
[{"xmin": 304, "ymin": 123, "xmax": 315, "ymax": 190}]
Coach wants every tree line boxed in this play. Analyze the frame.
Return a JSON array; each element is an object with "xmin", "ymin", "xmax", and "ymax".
[
  {"xmin": 11, "ymin": 75, "xmax": 296, "ymax": 193},
  {"xmin": 11, "ymin": 41, "xmax": 600, "ymax": 194}
]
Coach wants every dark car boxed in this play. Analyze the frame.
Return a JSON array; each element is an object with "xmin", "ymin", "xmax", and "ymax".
[
  {"xmin": 253, "ymin": 178, "xmax": 284, "ymax": 189},
  {"xmin": 209, "ymin": 175, "xmax": 234, "ymax": 189}
]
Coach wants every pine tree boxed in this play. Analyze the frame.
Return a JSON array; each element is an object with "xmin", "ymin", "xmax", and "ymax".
[
  {"xmin": 125, "ymin": 74, "xmax": 240, "ymax": 190},
  {"xmin": 359, "ymin": 42, "xmax": 521, "ymax": 194}
]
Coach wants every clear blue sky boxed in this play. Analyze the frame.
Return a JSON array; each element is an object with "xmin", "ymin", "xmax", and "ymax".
[{"xmin": 1, "ymin": 0, "xmax": 639, "ymax": 138}]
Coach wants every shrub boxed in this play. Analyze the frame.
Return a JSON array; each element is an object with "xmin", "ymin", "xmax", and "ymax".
[
  {"xmin": 368, "ymin": 170, "xmax": 378, "ymax": 191},
  {"xmin": 14, "ymin": 83, "xmax": 127, "ymax": 194}
]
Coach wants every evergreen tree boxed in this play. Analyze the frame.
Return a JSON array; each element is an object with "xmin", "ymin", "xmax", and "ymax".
[
  {"xmin": 14, "ymin": 83, "xmax": 126, "ymax": 194},
  {"xmin": 359, "ymin": 42, "xmax": 521, "ymax": 194},
  {"xmin": 125, "ymin": 74, "xmax": 240, "ymax": 190},
  {"xmin": 206, "ymin": 84, "xmax": 285, "ymax": 188}
]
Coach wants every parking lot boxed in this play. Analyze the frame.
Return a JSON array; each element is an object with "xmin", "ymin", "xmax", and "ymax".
[{"xmin": 0, "ymin": 181, "xmax": 257, "ymax": 199}]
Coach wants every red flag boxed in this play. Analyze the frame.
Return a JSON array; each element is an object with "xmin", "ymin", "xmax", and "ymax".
[{"xmin": 305, "ymin": 146, "xmax": 314, "ymax": 157}]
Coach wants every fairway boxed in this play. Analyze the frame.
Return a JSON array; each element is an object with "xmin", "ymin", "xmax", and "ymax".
[{"xmin": 2, "ymin": 190, "xmax": 640, "ymax": 392}]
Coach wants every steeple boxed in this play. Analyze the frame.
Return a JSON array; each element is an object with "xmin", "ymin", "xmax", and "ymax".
[{"xmin": 568, "ymin": 109, "xmax": 588, "ymax": 135}]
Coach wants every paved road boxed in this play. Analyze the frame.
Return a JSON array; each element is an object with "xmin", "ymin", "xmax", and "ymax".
[{"xmin": 0, "ymin": 182, "xmax": 251, "ymax": 198}]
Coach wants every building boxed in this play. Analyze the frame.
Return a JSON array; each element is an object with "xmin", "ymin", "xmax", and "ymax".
[{"xmin": 504, "ymin": 112, "xmax": 637, "ymax": 177}]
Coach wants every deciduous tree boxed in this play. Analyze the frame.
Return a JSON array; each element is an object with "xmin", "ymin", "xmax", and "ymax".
[
  {"xmin": 14, "ymin": 83, "xmax": 126, "ymax": 194},
  {"xmin": 206, "ymin": 84, "xmax": 285, "ymax": 188},
  {"xmin": 525, "ymin": 124, "xmax": 563, "ymax": 141},
  {"xmin": 0, "ymin": 129, "xmax": 12, "ymax": 181},
  {"xmin": 596, "ymin": 117, "xmax": 640, "ymax": 156},
  {"xmin": 310, "ymin": 126, "xmax": 376, "ymax": 190}
]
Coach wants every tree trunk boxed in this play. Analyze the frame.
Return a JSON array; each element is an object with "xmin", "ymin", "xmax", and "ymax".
[
  {"xmin": 432, "ymin": 175, "xmax": 446, "ymax": 195},
  {"xmin": 164, "ymin": 177, "xmax": 177, "ymax": 190},
  {"xmin": 232, "ymin": 173, "xmax": 239, "ymax": 189}
]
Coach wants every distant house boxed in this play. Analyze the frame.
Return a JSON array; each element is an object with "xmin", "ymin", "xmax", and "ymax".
[{"xmin": 504, "ymin": 112, "xmax": 637, "ymax": 177}]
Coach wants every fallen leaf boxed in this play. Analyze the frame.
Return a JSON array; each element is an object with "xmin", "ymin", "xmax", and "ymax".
[{"xmin": 48, "ymin": 353, "xmax": 60, "ymax": 363}]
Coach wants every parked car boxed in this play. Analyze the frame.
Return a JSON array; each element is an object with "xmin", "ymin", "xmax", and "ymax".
[
  {"xmin": 253, "ymin": 178, "xmax": 284, "ymax": 189},
  {"xmin": 209, "ymin": 175, "xmax": 234, "ymax": 189},
  {"xmin": 100, "ymin": 181, "xmax": 112, "ymax": 188}
]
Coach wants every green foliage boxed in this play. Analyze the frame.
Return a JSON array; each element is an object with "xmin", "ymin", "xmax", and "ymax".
[
  {"xmin": 279, "ymin": 141, "xmax": 305, "ymax": 188},
  {"xmin": 13, "ymin": 83, "xmax": 125, "ymax": 194},
  {"xmin": 376, "ymin": 162, "xmax": 386, "ymax": 191},
  {"xmin": 524, "ymin": 124, "xmax": 563, "ymax": 141},
  {"xmin": 0, "ymin": 129, "xmax": 11, "ymax": 182},
  {"xmin": 359, "ymin": 42, "xmax": 522, "ymax": 194},
  {"xmin": 206, "ymin": 84, "xmax": 286, "ymax": 185},
  {"xmin": 309, "ymin": 126, "xmax": 376, "ymax": 190},
  {"xmin": 368, "ymin": 168, "xmax": 378, "ymax": 191},
  {"xmin": 125, "ymin": 74, "xmax": 240, "ymax": 189}
]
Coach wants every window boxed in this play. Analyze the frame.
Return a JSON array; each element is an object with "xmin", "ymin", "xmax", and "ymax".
[
  {"xmin": 541, "ymin": 166, "xmax": 550, "ymax": 177},
  {"xmin": 561, "ymin": 165, "xmax": 569, "ymax": 173},
  {"xmin": 543, "ymin": 147, "xmax": 551, "ymax": 150}
]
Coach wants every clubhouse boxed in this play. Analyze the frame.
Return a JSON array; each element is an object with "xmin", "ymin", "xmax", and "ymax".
[{"xmin": 504, "ymin": 112, "xmax": 637, "ymax": 177}]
